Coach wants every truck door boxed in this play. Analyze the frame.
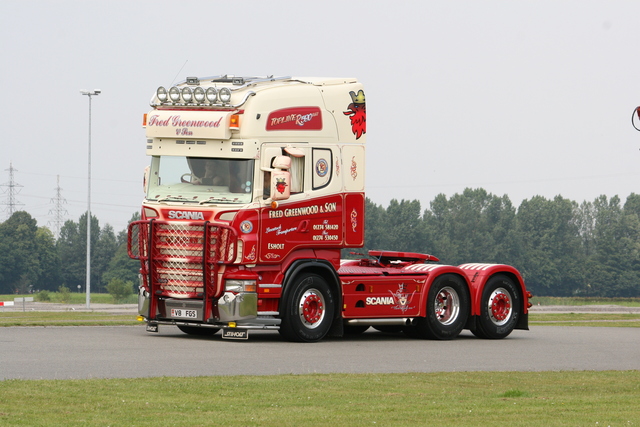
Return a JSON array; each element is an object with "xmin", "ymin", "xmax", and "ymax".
[{"xmin": 259, "ymin": 144, "xmax": 344, "ymax": 262}]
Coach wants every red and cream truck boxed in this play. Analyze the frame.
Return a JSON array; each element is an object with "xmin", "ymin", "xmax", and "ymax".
[{"xmin": 128, "ymin": 75, "xmax": 531, "ymax": 342}]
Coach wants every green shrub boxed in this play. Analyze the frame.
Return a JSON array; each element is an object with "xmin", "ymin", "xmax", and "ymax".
[
  {"xmin": 35, "ymin": 290, "xmax": 51, "ymax": 302},
  {"xmin": 58, "ymin": 285, "xmax": 71, "ymax": 303},
  {"xmin": 106, "ymin": 278, "xmax": 134, "ymax": 303}
]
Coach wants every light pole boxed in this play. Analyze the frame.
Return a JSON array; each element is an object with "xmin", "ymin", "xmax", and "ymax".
[{"xmin": 80, "ymin": 89, "xmax": 100, "ymax": 309}]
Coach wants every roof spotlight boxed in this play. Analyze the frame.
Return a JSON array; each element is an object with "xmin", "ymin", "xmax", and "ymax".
[
  {"xmin": 157, "ymin": 86, "xmax": 168, "ymax": 103},
  {"xmin": 205, "ymin": 87, "xmax": 218, "ymax": 103},
  {"xmin": 219, "ymin": 87, "xmax": 232, "ymax": 103},
  {"xmin": 169, "ymin": 86, "xmax": 181, "ymax": 102},
  {"xmin": 193, "ymin": 87, "xmax": 205, "ymax": 103},
  {"xmin": 181, "ymin": 87, "xmax": 193, "ymax": 103}
]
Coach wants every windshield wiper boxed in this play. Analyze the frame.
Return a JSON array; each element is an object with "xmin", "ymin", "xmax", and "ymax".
[
  {"xmin": 156, "ymin": 196, "xmax": 196, "ymax": 203},
  {"xmin": 199, "ymin": 196, "xmax": 241, "ymax": 205}
]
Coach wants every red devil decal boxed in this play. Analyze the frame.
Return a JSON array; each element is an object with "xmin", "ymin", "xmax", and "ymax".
[
  {"xmin": 343, "ymin": 90, "xmax": 366, "ymax": 139},
  {"xmin": 275, "ymin": 177, "xmax": 288, "ymax": 194}
]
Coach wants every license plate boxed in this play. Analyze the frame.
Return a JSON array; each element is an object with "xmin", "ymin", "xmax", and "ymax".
[
  {"xmin": 170, "ymin": 308, "xmax": 198, "ymax": 319},
  {"xmin": 146, "ymin": 324, "xmax": 158, "ymax": 333},
  {"xmin": 222, "ymin": 328, "xmax": 249, "ymax": 340}
]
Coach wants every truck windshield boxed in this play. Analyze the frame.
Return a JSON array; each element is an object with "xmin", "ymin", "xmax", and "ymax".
[{"xmin": 147, "ymin": 156, "xmax": 255, "ymax": 204}]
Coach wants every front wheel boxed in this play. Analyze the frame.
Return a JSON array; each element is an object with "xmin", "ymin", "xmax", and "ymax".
[
  {"xmin": 408, "ymin": 274, "xmax": 470, "ymax": 340},
  {"xmin": 279, "ymin": 273, "xmax": 335, "ymax": 342},
  {"xmin": 472, "ymin": 274, "xmax": 520, "ymax": 339}
]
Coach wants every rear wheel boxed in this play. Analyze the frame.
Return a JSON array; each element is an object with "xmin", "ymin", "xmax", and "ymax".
[
  {"xmin": 408, "ymin": 274, "xmax": 470, "ymax": 340},
  {"xmin": 472, "ymin": 274, "xmax": 520, "ymax": 339},
  {"xmin": 279, "ymin": 273, "xmax": 335, "ymax": 342},
  {"xmin": 176, "ymin": 325, "xmax": 219, "ymax": 336}
]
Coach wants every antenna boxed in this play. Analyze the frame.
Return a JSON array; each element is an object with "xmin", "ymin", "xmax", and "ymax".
[
  {"xmin": 170, "ymin": 60, "xmax": 189, "ymax": 87},
  {"xmin": 0, "ymin": 162, "xmax": 24, "ymax": 219}
]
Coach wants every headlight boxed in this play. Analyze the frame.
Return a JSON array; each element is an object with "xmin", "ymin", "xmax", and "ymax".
[
  {"xmin": 143, "ymin": 207, "xmax": 159, "ymax": 219},
  {"xmin": 225, "ymin": 279, "xmax": 257, "ymax": 293},
  {"xmin": 181, "ymin": 87, "xmax": 193, "ymax": 103},
  {"xmin": 193, "ymin": 87, "xmax": 205, "ymax": 103},
  {"xmin": 219, "ymin": 87, "xmax": 232, "ymax": 103},
  {"xmin": 157, "ymin": 87, "xmax": 168, "ymax": 102},
  {"xmin": 169, "ymin": 86, "xmax": 181, "ymax": 102}
]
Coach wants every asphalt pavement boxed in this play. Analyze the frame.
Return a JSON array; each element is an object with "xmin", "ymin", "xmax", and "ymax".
[{"xmin": 1, "ymin": 324, "xmax": 638, "ymax": 380}]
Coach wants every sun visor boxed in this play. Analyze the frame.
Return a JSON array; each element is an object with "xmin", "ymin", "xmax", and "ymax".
[
  {"xmin": 284, "ymin": 145, "xmax": 305, "ymax": 157},
  {"xmin": 146, "ymin": 110, "xmax": 232, "ymax": 140}
]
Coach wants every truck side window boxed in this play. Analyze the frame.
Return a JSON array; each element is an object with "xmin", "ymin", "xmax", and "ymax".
[
  {"xmin": 312, "ymin": 148, "xmax": 332, "ymax": 190},
  {"xmin": 289, "ymin": 155, "xmax": 304, "ymax": 193}
]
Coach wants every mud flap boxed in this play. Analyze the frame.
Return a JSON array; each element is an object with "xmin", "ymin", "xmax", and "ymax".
[
  {"xmin": 326, "ymin": 315, "xmax": 344, "ymax": 338},
  {"xmin": 516, "ymin": 313, "xmax": 529, "ymax": 331}
]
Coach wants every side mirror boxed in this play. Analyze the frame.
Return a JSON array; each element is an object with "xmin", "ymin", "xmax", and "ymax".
[{"xmin": 143, "ymin": 166, "xmax": 150, "ymax": 194}]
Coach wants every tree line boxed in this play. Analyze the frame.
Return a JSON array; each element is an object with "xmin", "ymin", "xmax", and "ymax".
[
  {"xmin": 2, "ymin": 187, "xmax": 640, "ymax": 297},
  {"xmin": 360, "ymin": 188, "xmax": 640, "ymax": 298},
  {"xmin": 0, "ymin": 211, "xmax": 140, "ymax": 295}
]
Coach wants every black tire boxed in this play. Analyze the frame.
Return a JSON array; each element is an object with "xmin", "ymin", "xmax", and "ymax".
[
  {"xmin": 472, "ymin": 274, "xmax": 520, "ymax": 339},
  {"xmin": 176, "ymin": 325, "xmax": 220, "ymax": 336},
  {"xmin": 409, "ymin": 274, "xmax": 470, "ymax": 340},
  {"xmin": 279, "ymin": 273, "xmax": 336, "ymax": 342}
]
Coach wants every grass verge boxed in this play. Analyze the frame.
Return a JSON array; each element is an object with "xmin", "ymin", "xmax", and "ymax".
[
  {"xmin": 530, "ymin": 296, "xmax": 640, "ymax": 306},
  {"xmin": 0, "ymin": 371, "xmax": 638, "ymax": 426},
  {"xmin": 529, "ymin": 312, "xmax": 640, "ymax": 327},
  {"xmin": 0, "ymin": 292, "xmax": 137, "ymax": 305},
  {"xmin": 0, "ymin": 312, "xmax": 139, "ymax": 327}
]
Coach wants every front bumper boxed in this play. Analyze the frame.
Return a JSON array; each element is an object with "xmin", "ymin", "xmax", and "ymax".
[{"xmin": 137, "ymin": 287, "xmax": 280, "ymax": 329}]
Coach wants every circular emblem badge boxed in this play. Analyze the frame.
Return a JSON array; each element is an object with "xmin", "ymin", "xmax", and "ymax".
[
  {"xmin": 315, "ymin": 158, "xmax": 328, "ymax": 177},
  {"xmin": 240, "ymin": 220, "xmax": 253, "ymax": 234}
]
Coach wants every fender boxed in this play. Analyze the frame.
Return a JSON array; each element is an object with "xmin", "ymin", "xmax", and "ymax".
[
  {"xmin": 281, "ymin": 258, "xmax": 342, "ymax": 305},
  {"xmin": 280, "ymin": 258, "xmax": 344, "ymax": 336},
  {"xmin": 402, "ymin": 263, "xmax": 472, "ymax": 316},
  {"xmin": 457, "ymin": 263, "xmax": 528, "ymax": 317}
]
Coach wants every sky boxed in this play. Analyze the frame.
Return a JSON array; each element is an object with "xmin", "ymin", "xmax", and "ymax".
[{"xmin": 2, "ymin": 0, "xmax": 640, "ymax": 235}]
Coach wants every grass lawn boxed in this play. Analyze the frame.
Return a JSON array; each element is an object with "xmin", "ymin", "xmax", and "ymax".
[{"xmin": 0, "ymin": 371, "xmax": 638, "ymax": 426}]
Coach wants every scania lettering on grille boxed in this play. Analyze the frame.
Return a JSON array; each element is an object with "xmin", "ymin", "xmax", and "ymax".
[{"xmin": 167, "ymin": 210, "xmax": 205, "ymax": 220}]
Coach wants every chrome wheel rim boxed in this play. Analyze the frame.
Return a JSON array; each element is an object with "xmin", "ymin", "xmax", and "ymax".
[
  {"xmin": 488, "ymin": 287, "xmax": 512, "ymax": 326},
  {"xmin": 434, "ymin": 286, "xmax": 460, "ymax": 325},
  {"xmin": 298, "ymin": 288, "xmax": 325, "ymax": 329}
]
